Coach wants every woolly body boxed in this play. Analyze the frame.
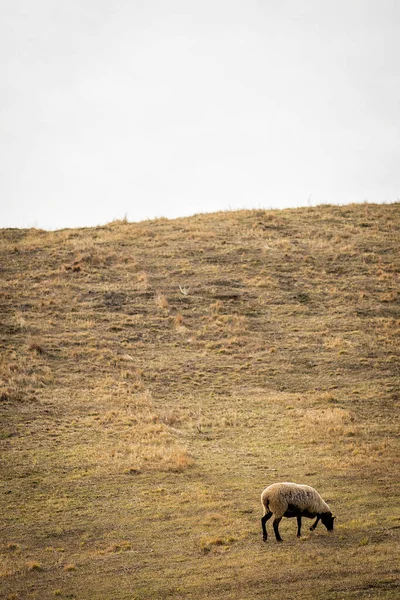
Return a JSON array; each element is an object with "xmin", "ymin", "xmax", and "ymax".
[{"xmin": 261, "ymin": 482, "xmax": 334, "ymax": 542}]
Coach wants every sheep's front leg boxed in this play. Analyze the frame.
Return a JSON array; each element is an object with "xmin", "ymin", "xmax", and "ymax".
[
  {"xmin": 273, "ymin": 517, "xmax": 283, "ymax": 542},
  {"xmin": 296, "ymin": 515, "xmax": 302, "ymax": 538},
  {"xmin": 261, "ymin": 511, "xmax": 272, "ymax": 541},
  {"xmin": 310, "ymin": 515, "xmax": 320, "ymax": 531}
]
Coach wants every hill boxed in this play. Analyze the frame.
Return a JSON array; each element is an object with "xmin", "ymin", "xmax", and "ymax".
[{"xmin": 1, "ymin": 203, "xmax": 399, "ymax": 599}]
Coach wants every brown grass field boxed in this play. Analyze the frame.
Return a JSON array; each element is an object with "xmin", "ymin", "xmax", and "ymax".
[{"xmin": 1, "ymin": 203, "xmax": 399, "ymax": 599}]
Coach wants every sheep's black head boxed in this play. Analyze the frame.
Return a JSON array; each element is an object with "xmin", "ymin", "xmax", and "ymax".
[{"xmin": 321, "ymin": 512, "xmax": 335, "ymax": 531}]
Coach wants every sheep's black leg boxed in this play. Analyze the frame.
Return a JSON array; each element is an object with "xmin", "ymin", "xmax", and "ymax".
[
  {"xmin": 310, "ymin": 515, "xmax": 320, "ymax": 531},
  {"xmin": 296, "ymin": 515, "xmax": 302, "ymax": 538},
  {"xmin": 273, "ymin": 517, "xmax": 283, "ymax": 542},
  {"xmin": 261, "ymin": 511, "xmax": 272, "ymax": 541}
]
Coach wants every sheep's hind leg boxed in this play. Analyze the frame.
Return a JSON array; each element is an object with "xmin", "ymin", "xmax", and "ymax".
[
  {"xmin": 296, "ymin": 515, "xmax": 302, "ymax": 538},
  {"xmin": 273, "ymin": 517, "xmax": 283, "ymax": 542},
  {"xmin": 261, "ymin": 512, "xmax": 272, "ymax": 541}
]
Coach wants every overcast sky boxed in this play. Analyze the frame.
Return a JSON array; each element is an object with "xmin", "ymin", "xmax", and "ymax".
[{"xmin": 1, "ymin": 0, "xmax": 399, "ymax": 230}]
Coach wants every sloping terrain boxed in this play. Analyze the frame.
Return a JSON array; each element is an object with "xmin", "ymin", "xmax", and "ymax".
[{"xmin": 1, "ymin": 203, "xmax": 399, "ymax": 599}]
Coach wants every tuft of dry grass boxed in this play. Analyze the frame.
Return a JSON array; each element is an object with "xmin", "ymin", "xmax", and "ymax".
[
  {"xmin": 26, "ymin": 561, "xmax": 43, "ymax": 572},
  {"xmin": 155, "ymin": 292, "xmax": 169, "ymax": 310},
  {"xmin": 199, "ymin": 535, "xmax": 237, "ymax": 554}
]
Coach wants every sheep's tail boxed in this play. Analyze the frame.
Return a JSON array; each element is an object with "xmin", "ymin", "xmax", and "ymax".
[{"xmin": 261, "ymin": 495, "xmax": 270, "ymax": 515}]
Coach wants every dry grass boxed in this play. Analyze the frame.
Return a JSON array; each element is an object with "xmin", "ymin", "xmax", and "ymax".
[{"xmin": 1, "ymin": 203, "xmax": 399, "ymax": 599}]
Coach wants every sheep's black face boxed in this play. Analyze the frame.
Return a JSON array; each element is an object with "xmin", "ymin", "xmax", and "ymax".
[{"xmin": 321, "ymin": 512, "xmax": 335, "ymax": 531}]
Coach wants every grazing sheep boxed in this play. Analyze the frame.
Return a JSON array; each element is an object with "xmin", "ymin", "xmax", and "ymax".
[{"xmin": 261, "ymin": 482, "xmax": 335, "ymax": 542}]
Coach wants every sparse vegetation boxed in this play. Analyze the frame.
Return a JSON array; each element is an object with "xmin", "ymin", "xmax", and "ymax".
[{"xmin": 0, "ymin": 204, "xmax": 399, "ymax": 598}]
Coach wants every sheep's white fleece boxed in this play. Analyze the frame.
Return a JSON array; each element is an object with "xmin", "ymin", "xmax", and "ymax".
[{"xmin": 261, "ymin": 482, "xmax": 330, "ymax": 518}]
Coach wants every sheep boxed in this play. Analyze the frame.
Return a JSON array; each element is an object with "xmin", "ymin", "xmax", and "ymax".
[{"xmin": 261, "ymin": 482, "xmax": 335, "ymax": 542}]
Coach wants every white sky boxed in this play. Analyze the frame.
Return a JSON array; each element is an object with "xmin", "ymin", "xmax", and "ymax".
[{"xmin": 1, "ymin": 0, "xmax": 399, "ymax": 230}]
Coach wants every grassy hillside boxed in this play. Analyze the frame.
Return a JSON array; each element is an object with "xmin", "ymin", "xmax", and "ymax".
[{"xmin": 1, "ymin": 203, "xmax": 399, "ymax": 599}]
